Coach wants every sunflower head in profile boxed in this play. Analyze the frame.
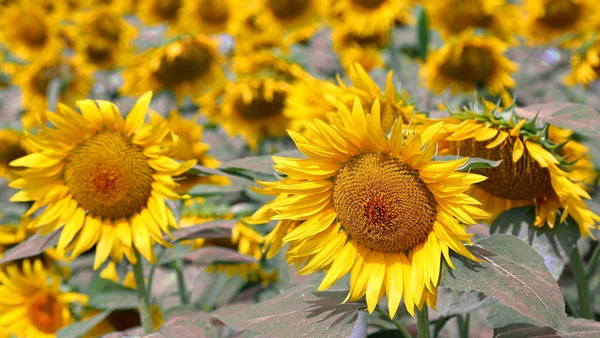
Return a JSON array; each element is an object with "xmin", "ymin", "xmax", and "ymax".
[
  {"xmin": 9, "ymin": 92, "xmax": 197, "ymax": 269},
  {"xmin": 245, "ymin": 97, "xmax": 490, "ymax": 317},
  {"xmin": 121, "ymin": 34, "xmax": 224, "ymax": 103},
  {"xmin": 331, "ymin": 25, "xmax": 389, "ymax": 72},
  {"xmin": 421, "ymin": 30, "xmax": 518, "ymax": 98},
  {"xmin": 136, "ymin": 0, "xmax": 184, "ymax": 33},
  {"xmin": 180, "ymin": 0, "xmax": 233, "ymax": 35},
  {"xmin": 522, "ymin": 0, "xmax": 599, "ymax": 45},
  {"xmin": 0, "ymin": 129, "xmax": 31, "ymax": 182},
  {"xmin": 438, "ymin": 99, "xmax": 600, "ymax": 236},
  {"xmin": 565, "ymin": 36, "xmax": 600, "ymax": 87},
  {"xmin": 425, "ymin": 0, "xmax": 520, "ymax": 43},
  {"xmin": 333, "ymin": 0, "xmax": 405, "ymax": 37},
  {"xmin": 0, "ymin": 0, "xmax": 63, "ymax": 61},
  {"xmin": 12, "ymin": 56, "xmax": 94, "ymax": 128},
  {"xmin": 0, "ymin": 259, "xmax": 88, "ymax": 337}
]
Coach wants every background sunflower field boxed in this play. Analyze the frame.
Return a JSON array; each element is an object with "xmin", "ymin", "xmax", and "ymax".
[{"xmin": 1, "ymin": 0, "xmax": 600, "ymax": 337}]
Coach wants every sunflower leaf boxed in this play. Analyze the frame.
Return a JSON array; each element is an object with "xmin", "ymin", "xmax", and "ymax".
[
  {"xmin": 433, "ymin": 155, "xmax": 502, "ymax": 171},
  {"xmin": 516, "ymin": 103, "xmax": 600, "ymax": 142},
  {"xmin": 87, "ymin": 277, "xmax": 139, "ymax": 310},
  {"xmin": 218, "ymin": 150, "xmax": 303, "ymax": 181},
  {"xmin": 440, "ymin": 234, "xmax": 568, "ymax": 331},
  {"xmin": 0, "ymin": 230, "xmax": 60, "ymax": 264},
  {"xmin": 489, "ymin": 315, "xmax": 600, "ymax": 338},
  {"xmin": 169, "ymin": 219, "xmax": 236, "ymax": 242},
  {"xmin": 56, "ymin": 310, "xmax": 112, "ymax": 338}
]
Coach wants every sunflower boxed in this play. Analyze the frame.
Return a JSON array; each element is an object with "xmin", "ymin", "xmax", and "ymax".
[
  {"xmin": 0, "ymin": 214, "xmax": 27, "ymax": 259},
  {"xmin": 0, "ymin": 129, "xmax": 30, "ymax": 182},
  {"xmin": 438, "ymin": 100, "xmax": 600, "ymax": 236},
  {"xmin": 229, "ymin": 4, "xmax": 283, "ymax": 53},
  {"xmin": 245, "ymin": 98, "xmax": 490, "ymax": 317},
  {"xmin": 136, "ymin": 0, "xmax": 183, "ymax": 33},
  {"xmin": 12, "ymin": 56, "xmax": 94, "ymax": 128},
  {"xmin": 522, "ymin": 0, "xmax": 599, "ymax": 45},
  {"xmin": 150, "ymin": 110, "xmax": 230, "ymax": 192},
  {"xmin": 121, "ymin": 34, "xmax": 224, "ymax": 103},
  {"xmin": 255, "ymin": 0, "xmax": 323, "ymax": 35},
  {"xmin": 8, "ymin": 92, "xmax": 197, "ymax": 269},
  {"xmin": 331, "ymin": 26, "xmax": 388, "ymax": 72},
  {"xmin": 421, "ymin": 31, "xmax": 518, "ymax": 98},
  {"xmin": 425, "ymin": 0, "xmax": 520, "ymax": 43},
  {"xmin": 332, "ymin": 0, "xmax": 405, "ymax": 37},
  {"xmin": 565, "ymin": 36, "xmax": 600, "ymax": 87},
  {"xmin": 0, "ymin": 0, "xmax": 63, "ymax": 61},
  {"xmin": 548, "ymin": 125, "xmax": 598, "ymax": 190},
  {"xmin": 179, "ymin": 0, "xmax": 234, "ymax": 35},
  {"xmin": 0, "ymin": 259, "xmax": 87, "ymax": 337}
]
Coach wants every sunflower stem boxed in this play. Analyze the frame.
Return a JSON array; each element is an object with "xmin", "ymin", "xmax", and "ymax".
[
  {"xmin": 374, "ymin": 307, "xmax": 413, "ymax": 338},
  {"xmin": 174, "ymin": 258, "xmax": 189, "ymax": 305},
  {"xmin": 133, "ymin": 249, "xmax": 154, "ymax": 334},
  {"xmin": 571, "ymin": 246, "xmax": 592, "ymax": 319},
  {"xmin": 416, "ymin": 306, "xmax": 431, "ymax": 338},
  {"xmin": 457, "ymin": 314, "xmax": 470, "ymax": 338}
]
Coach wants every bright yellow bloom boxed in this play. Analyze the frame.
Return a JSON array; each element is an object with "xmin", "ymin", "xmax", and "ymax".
[
  {"xmin": 421, "ymin": 31, "xmax": 518, "ymax": 97},
  {"xmin": 255, "ymin": 0, "xmax": 323, "ymax": 35},
  {"xmin": 565, "ymin": 36, "xmax": 600, "ymax": 87},
  {"xmin": 121, "ymin": 34, "xmax": 224, "ymax": 103},
  {"xmin": 0, "ymin": 259, "xmax": 87, "ymax": 337},
  {"xmin": 229, "ymin": 3, "xmax": 283, "ymax": 53},
  {"xmin": 246, "ymin": 98, "xmax": 490, "ymax": 317},
  {"xmin": 438, "ymin": 101, "xmax": 600, "ymax": 236},
  {"xmin": 331, "ymin": 26, "xmax": 388, "ymax": 72},
  {"xmin": 136, "ymin": 0, "xmax": 184, "ymax": 34},
  {"xmin": 179, "ymin": 0, "xmax": 234, "ymax": 35},
  {"xmin": 9, "ymin": 92, "xmax": 197, "ymax": 269},
  {"xmin": 0, "ymin": 129, "xmax": 30, "ymax": 182},
  {"xmin": 332, "ymin": 0, "xmax": 406, "ymax": 37}
]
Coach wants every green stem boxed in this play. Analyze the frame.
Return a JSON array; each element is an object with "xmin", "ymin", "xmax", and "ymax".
[
  {"xmin": 571, "ymin": 246, "xmax": 592, "ymax": 319},
  {"xmin": 133, "ymin": 249, "xmax": 154, "ymax": 334},
  {"xmin": 457, "ymin": 314, "xmax": 470, "ymax": 338},
  {"xmin": 565, "ymin": 295, "xmax": 580, "ymax": 318},
  {"xmin": 586, "ymin": 244, "xmax": 600, "ymax": 279},
  {"xmin": 374, "ymin": 307, "xmax": 413, "ymax": 338},
  {"xmin": 416, "ymin": 306, "xmax": 431, "ymax": 338},
  {"xmin": 174, "ymin": 258, "xmax": 189, "ymax": 305}
]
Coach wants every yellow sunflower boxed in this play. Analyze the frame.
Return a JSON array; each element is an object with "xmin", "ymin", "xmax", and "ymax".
[
  {"xmin": 179, "ymin": 0, "xmax": 234, "ymax": 35},
  {"xmin": 425, "ymin": 0, "xmax": 520, "ymax": 43},
  {"xmin": 0, "ymin": 129, "xmax": 30, "ymax": 182},
  {"xmin": 522, "ymin": 0, "xmax": 599, "ymax": 45},
  {"xmin": 565, "ymin": 36, "xmax": 600, "ymax": 87},
  {"xmin": 8, "ymin": 92, "xmax": 197, "ymax": 269},
  {"xmin": 0, "ymin": 259, "xmax": 87, "ymax": 337},
  {"xmin": 438, "ymin": 100, "xmax": 600, "ymax": 236},
  {"xmin": 0, "ymin": 0, "xmax": 63, "ymax": 61},
  {"xmin": 333, "ymin": 0, "xmax": 405, "ymax": 37},
  {"xmin": 255, "ymin": 0, "xmax": 323, "ymax": 34},
  {"xmin": 331, "ymin": 26, "xmax": 389, "ymax": 72},
  {"xmin": 548, "ymin": 125, "xmax": 598, "ymax": 190},
  {"xmin": 229, "ymin": 4, "xmax": 283, "ymax": 53},
  {"xmin": 150, "ymin": 110, "xmax": 229, "ymax": 192},
  {"xmin": 421, "ymin": 31, "xmax": 518, "ymax": 98},
  {"xmin": 0, "ymin": 214, "xmax": 27, "ymax": 259},
  {"xmin": 245, "ymin": 98, "xmax": 490, "ymax": 317},
  {"xmin": 121, "ymin": 34, "xmax": 224, "ymax": 103},
  {"xmin": 136, "ymin": 0, "xmax": 184, "ymax": 33}
]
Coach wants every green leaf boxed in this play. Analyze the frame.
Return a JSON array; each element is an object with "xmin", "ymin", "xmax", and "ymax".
[
  {"xmin": 184, "ymin": 247, "xmax": 257, "ymax": 265},
  {"xmin": 487, "ymin": 303, "xmax": 539, "ymax": 329},
  {"xmin": 187, "ymin": 183, "xmax": 244, "ymax": 197},
  {"xmin": 157, "ymin": 244, "xmax": 194, "ymax": 265},
  {"xmin": 493, "ymin": 317, "xmax": 600, "ymax": 338},
  {"xmin": 217, "ymin": 285, "xmax": 362, "ymax": 337},
  {"xmin": 146, "ymin": 311, "xmax": 217, "ymax": 338},
  {"xmin": 439, "ymin": 292, "xmax": 493, "ymax": 317},
  {"xmin": 368, "ymin": 329, "xmax": 406, "ymax": 337},
  {"xmin": 440, "ymin": 234, "xmax": 567, "ymax": 331},
  {"xmin": 170, "ymin": 219, "xmax": 236, "ymax": 242},
  {"xmin": 57, "ymin": 310, "xmax": 112, "ymax": 338},
  {"xmin": 0, "ymin": 230, "xmax": 60, "ymax": 264},
  {"xmin": 87, "ymin": 277, "xmax": 138, "ymax": 310},
  {"xmin": 417, "ymin": 7, "xmax": 429, "ymax": 61},
  {"xmin": 490, "ymin": 207, "xmax": 580, "ymax": 279},
  {"xmin": 218, "ymin": 150, "xmax": 303, "ymax": 181},
  {"xmin": 433, "ymin": 156, "xmax": 502, "ymax": 171},
  {"xmin": 516, "ymin": 103, "xmax": 600, "ymax": 141}
]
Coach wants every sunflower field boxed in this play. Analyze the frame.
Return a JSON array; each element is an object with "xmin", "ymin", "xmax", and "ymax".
[{"xmin": 2, "ymin": 0, "xmax": 600, "ymax": 337}]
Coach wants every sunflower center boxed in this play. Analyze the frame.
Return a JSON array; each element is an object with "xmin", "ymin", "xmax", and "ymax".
[
  {"xmin": 446, "ymin": 0, "xmax": 491, "ymax": 33},
  {"xmin": 64, "ymin": 131, "xmax": 154, "ymax": 220},
  {"xmin": 198, "ymin": 0, "xmax": 229, "ymax": 23},
  {"xmin": 234, "ymin": 88, "xmax": 286, "ymax": 121},
  {"xmin": 94, "ymin": 14, "xmax": 121, "ymax": 42},
  {"xmin": 1, "ymin": 143, "xmax": 27, "ymax": 168},
  {"xmin": 333, "ymin": 152, "xmax": 437, "ymax": 252},
  {"xmin": 18, "ymin": 14, "xmax": 48, "ymax": 47},
  {"xmin": 153, "ymin": 43, "xmax": 213, "ymax": 87},
  {"xmin": 28, "ymin": 291, "xmax": 63, "ymax": 334},
  {"xmin": 269, "ymin": 0, "xmax": 309, "ymax": 19},
  {"xmin": 86, "ymin": 45, "xmax": 114, "ymax": 65},
  {"xmin": 153, "ymin": 0, "xmax": 182, "ymax": 20},
  {"xmin": 351, "ymin": 0, "xmax": 385, "ymax": 9},
  {"xmin": 540, "ymin": 0, "xmax": 580, "ymax": 28},
  {"xmin": 451, "ymin": 137, "xmax": 553, "ymax": 200},
  {"xmin": 440, "ymin": 45, "xmax": 495, "ymax": 85},
  {"xmin": 32, "ymin": 65, "xmax": 61, "ymax": 95}
]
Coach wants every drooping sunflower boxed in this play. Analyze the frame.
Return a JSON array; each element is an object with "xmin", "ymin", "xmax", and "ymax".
[
  {"xmin": 0, "ymin": 129, "xmax": 30, "ymax": 182},
  {"xmin": 438, "ymin": 100, "xmax": 600, "ymax": 236},
  {"xmin": 9, "ymin": 92, "xmax": 197, "ymax": 269},
  {"xmin": 565, "ymin": 36, "xmax": 600, "ymax": 87},
  {"xmin": 522, "ymin": 0, "xmax": 599, "ymax": 45},
  {"xmin": 0, "ymin": 0, "xmax": 63, "ymax": 61},
  {"xmin": 332, "ymin": 0, "xmax": 405, "ymax": 37},
  {"xmin": 425, "ymin": 0, "xmax": 520, "ymax": 43},
  {"xmin": 0, "ymin": 259, "xmax": 87, "ymax": 337},
  {"xmin": 136, "ymin": 0, "xmax": 184, "ymax": 33},
  {"xmin": 331, "ymin": 26, "xmax": 389, "ymax": 72},
  {"xmin": 179, "ymin": 0, "xmax": 234, "ymax": 35},
  {"xmin": 150, "ymin": 110, "xmax": 229, "ymax": 192},
  {"xmin": 12, "ymin": 56, "xmax": 94, "ymax": 129},
  {"xmin": 121, "ymin": 34, "xmax": 224, "ymax": 103},
  {"xmin": 421, "ymin": 31, "xmax": 518, "ymax": 98},
  {"xmin": 245, "ymin": 98, "xmax": 490, "ymax": 317}
]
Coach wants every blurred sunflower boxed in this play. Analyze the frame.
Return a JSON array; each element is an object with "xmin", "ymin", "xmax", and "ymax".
[
  {"xmin": 245, "ymin": 98, "xmax": 489, "ymax": 317},
  {"xmin": 32, "ymin": 0, "xmax": 67, "ymax": 17},
  {"xmin": 9, "ymin": 92, "xmax": 197, "ymax": 269},
  {"xmin": 150, "ymin": 110, "xmax": 229, "ymax": 192},
  {"xmin": 565, "ymin": 36, "xmax": 600, "ymax": 87},
  {"xmin": 13, "ymin": 56, "xmax": 94, "ymax": 128},
  {"xmin": 439, "ymin": 100, "xmax": 600, "ymax": 236},
  {"xmin": 0, "ymin": 129, "xmax": 30, "ymax": 182},
  {"xmin": 333, "ymin": 0, "xmax": 405, "ymax": 37},
  {"xmin": 255, "ymin": 0, "xmax": 323, "ymax": 34},
  {"xmin": 331, "ymin": 26, "xmax": 389, "ymax": 72},
  {"xmin": 425, "ymin": 0, "xmax": 519, "ymax": 43},
  {"xmin": 0, "ymin": 214, "xmax": 27, "ymax": 259},
  {"xmin": 421, "ymin": 31, "xmax": 518, "ymax": 99},
  {"xmin": 548, "ymin": 125, "xmax": 598, "ymax": 190},
  {"xmin": 0, "ymin": 0, "xmax": 63, "ymax": 61},
  {"xmin": 522, "ymin": 0, "xmax": 599, "ymax": 45},
  {"xmin": 0, "ymin": 259, "xmax": 87, "ymax": 337},
  {"xmin": 121, "ymin": 35, "xmax": 224, "ymax": 103},
  {"xmin": 229, "ymin": 4, "xmax": 283, "ymax": 53},
  {"xmin": 180, "ymin": 0, "xmax": 234, "ymax": 35},
  {"xmin": 137, "ymin": 0, "xmax": 184, "ymax": 33}
]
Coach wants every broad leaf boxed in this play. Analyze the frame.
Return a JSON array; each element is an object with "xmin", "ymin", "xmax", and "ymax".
[
  {"xmin": 433, "ymin": 156, "xmax": 501, "ymax": 171},
  {"xmin": 184, "ymin": 247, "xmax": 257, "ymax": 265},
  {"xmin": 438, "ymin": 292, "xmax": 494, "ymax": 317},
  {"xmin": 0, "ymin": 230, "xmax": 60, "ymax": 264},
  {"xmin": 516, "ymin": 103, "xmax": 600, "ymax": 142},
  {"xmin": 87, "ymin": 277, "xmax": 138, "ymax": 310},
  {"xmin": 218, "ymin": 285, "xmax": 362, "ymax": 337},
  {"xmin": 490, "ymin": 207, "xmax": 580, "ymax": 279},
  {"xmin": 169, "ymin": 219, "xmax": 236, "ymax": 241},
  {"xmin": 187, "ymin": 183, "xmax": 244, "ymax": 197},
  {"xmin": 218, "ymin": 150, "xmax": 304, "ymax": 181},
  {"xmin": 494, "ymin": 317, "xmax": 600, "ymax": 338},
  {"xmin": 57, "ymin": 310, "xmax": 112, "ymax": 338},
  {"xmin": 441, "ymin": 234, "xmax": 567, "ymax": 331},
  {"xmin": 146, "ymin": 311, "xmax": 217, "ymax": 338}
]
